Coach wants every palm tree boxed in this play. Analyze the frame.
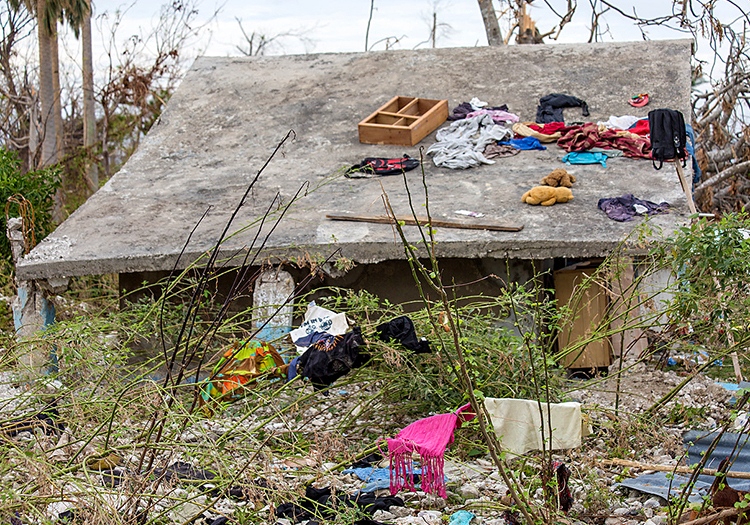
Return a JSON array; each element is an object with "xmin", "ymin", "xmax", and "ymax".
[
  {"xmin": 11, "ymin": 0, "xmax": 91, "ymax": 219},
  {"xmin": 81, "ymin": 0, "xmax": 97, "ymax": 193}
]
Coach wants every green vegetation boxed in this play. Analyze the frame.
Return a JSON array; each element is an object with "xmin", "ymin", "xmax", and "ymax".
[{"xmin": 0, "ymin": 148, "xmax": 61, "ymax": 284}]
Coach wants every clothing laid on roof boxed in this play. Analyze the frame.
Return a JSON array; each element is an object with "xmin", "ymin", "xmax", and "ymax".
[
  {"xmin": 483, "ymin": 143, "xmax": 520, "ymax": 159},
  {"xmin": 426, "ymin": 114, "xmax": 512, "ymax": 169},
  {"xmin": 512, "ymin": 122, "xmax": 565, "ymax": 143},
  {"xmin": 346, "ymin": 155, "xmax": 420, "ymax": 178},
  {"xmin": 589, "ymin": 147, "xmax": 623, "ymax": 157},
  {"xmin": 597, "ymin": 193, "xmax": 669, "ymax": 222},
  {"xmin": 466, "ymin": 108, "xmax": 520, "ymax": 124},
  {"xmin": 628, "ymin": 119, "xmax": 650, "ymax": 135},
  {"xmin": 536, "ymin": 93, "xmax": 590, "ymax": 124},
  {"xmin": 529, "ymin": 122, "xmax": 569, "ymax": 134},
  {"xmin": 597, "ymin": 115, "xmax": 641, "ymax": 130},
  {"xmin": 448, "ymin": 101, "xmax": 509, "ymax": 121},
  {"xmin": 597, "ymin": 194, "xmax": 670, "ymax": 222},
  {"xmin": 557, "ymin": 123, "xmax": 651, "ymax": 159},
  {"xmin": 499, "ymin": 137, "xmax": 546, "ymax": 151},
  {"xmin": 562, "ymin": 152, "xmax": 608, "ymax": 167}
]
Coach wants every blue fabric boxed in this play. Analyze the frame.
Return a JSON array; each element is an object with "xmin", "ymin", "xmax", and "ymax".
[
  {"xmin": 499, "ymin": 137, "xmax": 546, "ymax": 150},
  {"xmin": 359, "ymin": 479, "xmax": 391, "ymax": 493},
  {"xmin": 287, "ymin": 356, "xmax": 300, "ymax": 382},
  {"xmin": 562, "ymin": 151, "xmax": 607, "ymax": 167},
  {"xmin": 450, "ymin": 510, "xmax": 476, "ymax": 525},
  {"xmin": 685, "ymin": 124, "xmax": 702, "ymax": 185},
  {"xmin": 343, "ymin": 467, "xmax": 390, "ymax": 482},
  {"xmin": 293, "ymin": 331, "xmax": 330, "ymax": 348}
]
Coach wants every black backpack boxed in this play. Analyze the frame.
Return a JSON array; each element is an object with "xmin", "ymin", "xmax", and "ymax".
[
  {"xmin": 649, "ymin": 109, "xmax": 687, "ymax": 170},
  {"xmin": 346, "ymin": 155, "xmax": 420, "ymax": 178}
]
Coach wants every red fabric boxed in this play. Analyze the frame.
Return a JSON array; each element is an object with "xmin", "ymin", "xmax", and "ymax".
[
  {"xmin": 528, "ymin": 122, "xmax": 569, "ymax": 134},
  {"xmin": 388, "ymin": 404, "xmax": 475, "ymax": 498},
  {"xmin": 557, "ymin": 123, "xmax": 652, "ymax": 159},
  {"xmin": 628, "ymin": 119, "xmax": 650, "ymax": 136}
]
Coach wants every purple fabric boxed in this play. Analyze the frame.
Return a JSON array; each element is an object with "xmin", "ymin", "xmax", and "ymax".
[
  {"xmin": 466, "ymin": 109, "xmax": 520, "ymax": 124},
  {"xmin": 597, "ymin": 194, "xmax": 670, "ymax": 222}
]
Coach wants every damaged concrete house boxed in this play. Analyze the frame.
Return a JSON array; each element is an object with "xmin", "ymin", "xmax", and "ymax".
[{"xmin": 15, "ymin": 39, "xmax": 696, "ymax": 371}]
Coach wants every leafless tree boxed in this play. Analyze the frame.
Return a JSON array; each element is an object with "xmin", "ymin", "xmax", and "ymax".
[
  {"xmin": 413, "ymin": 0, "xmax": 454, "ymax": 49},
  {"xmin": 234, "ymin": 18, "xmax": 316, "ymax": 56},
  {"xmin": 0, "ymin": 0, "xmax": 36, "ymax": 168}
]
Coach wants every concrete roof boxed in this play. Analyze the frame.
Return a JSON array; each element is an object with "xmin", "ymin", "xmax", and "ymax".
[{"xmin": 18, "ymin": 39, "xmax": 694, "ymax": 281}]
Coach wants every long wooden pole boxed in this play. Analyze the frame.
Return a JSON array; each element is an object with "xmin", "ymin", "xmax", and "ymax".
[
  {"xmin": 601, "ymin": 458, "xmax": 750, "ymax": 479},
  {"xmin": 326, "ymin": 213, "xmax": 524, "ymax": 232}
]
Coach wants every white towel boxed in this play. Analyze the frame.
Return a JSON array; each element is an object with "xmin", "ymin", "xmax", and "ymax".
[{"xmin": 484, "ymin": 398, "xmax": 584, "ymax": 456}]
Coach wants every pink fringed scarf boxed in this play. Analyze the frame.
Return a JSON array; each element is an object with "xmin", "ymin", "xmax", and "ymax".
[{"xmin": 388, "ymin": 403, "xmax": 475, "ymax": 498}]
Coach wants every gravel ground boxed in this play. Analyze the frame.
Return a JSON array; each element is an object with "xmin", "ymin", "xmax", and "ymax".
[{"xmin": 0, "ymin": 351, "xmax": 738, "ymax": 525}]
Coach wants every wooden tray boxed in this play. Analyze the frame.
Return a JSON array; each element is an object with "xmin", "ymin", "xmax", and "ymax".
[{"xmin": 358, "ymin": 96, "xmax": 448, "ymax": 146}]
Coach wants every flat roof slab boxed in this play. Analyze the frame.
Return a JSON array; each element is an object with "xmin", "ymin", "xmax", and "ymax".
[{"xmin": 18, "ymin": 40, "xmax": 694, "ymax": 280}]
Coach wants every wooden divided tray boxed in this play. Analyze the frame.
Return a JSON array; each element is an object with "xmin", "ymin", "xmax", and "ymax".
[{"xmin": 358, "ymin": 96, "xmax": 449, "ymax": 146}]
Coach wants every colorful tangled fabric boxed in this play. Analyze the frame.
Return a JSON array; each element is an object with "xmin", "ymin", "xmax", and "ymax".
[{"xmin": 199, "ymin": 340, "xmax": 287, "ymax": 414}]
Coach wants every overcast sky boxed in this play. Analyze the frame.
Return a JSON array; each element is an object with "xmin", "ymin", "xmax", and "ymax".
[{"xmin": 54, "ymin": 0, "xmax": 736, "ymax": 85}]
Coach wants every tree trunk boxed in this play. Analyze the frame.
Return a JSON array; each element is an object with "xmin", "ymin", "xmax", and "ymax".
[
  {"xmin": 29, "ymin": 95, "xmax": 39, "ymax": 168},
  {"xmin": 37, "ymin": 0, "xmax": 57, "ymax": 168},
  {"xmin": 82, "ymin": 2, "xmax": 98, "ymax": 193},
  {"xmin": 51, "ymin": 24, "xmax": 64, "ymax": 161},
  {"xmin": 477, "ymin": 0, "xmax": 504, "ymax": 46}
]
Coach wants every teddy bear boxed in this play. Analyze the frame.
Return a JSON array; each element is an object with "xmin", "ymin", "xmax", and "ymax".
[
  {"xmin": 540, "ymin": 168, "xmax": 576, "ymax": 187},
  {"xmin": 522, "ymin": 186, "xmax": 574, "ymax": 206}
]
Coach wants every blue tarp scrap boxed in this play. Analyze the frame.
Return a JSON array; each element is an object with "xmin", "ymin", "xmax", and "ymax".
[
  {"xmin": 683, "ymin": 430, "xmax": 750, "ymax": 491},
  {"xmin": 619, "ymin": 429, "xmax": 750, "ymax": 502},
  {"xmin": 615, "ymin": 472, "xmax": 710, "ymax": 503}
]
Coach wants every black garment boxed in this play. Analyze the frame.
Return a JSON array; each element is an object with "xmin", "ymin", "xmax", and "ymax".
[
  {"xmin": 2, "ymin": 403, "xmax": 63, "ymax": 437},
  {"xmin": 597, "ymin": 194, "xmax": 670, "ymax": 222},
  {"xmin": 349, "ymin": 452, "xmax": 383, "ymax": 469},
  {"xmin": 448, "ymin": 101, "xmax": 509, "ymax": 120},
  {"xmin": 296, "ymin": 328, "xmax": 369, "ymax": 390},
  {"xmin": 58, "ymin": 510, "xmax": 82, "ymax": 524},
  {"xmin": 306, "ymin": 520, "xmax": 390, "ymax": 525},
  {"xmin": 375, "ymin": 316, "xmax": 431, "ymax": 354},
  {"xmin": 101, "ymin": 469, "xmax": 125, "ymax": 488},
  {"xmin": 153, "ymin": 461, "xmax": 248, "ymax": 500},
  {"xmin": 536, "ymin": 93, "xmax": 590, "ymax": 124},
  {"xmin": 276, "ymin": 485, "xmax": 404, "ymax": 523}
]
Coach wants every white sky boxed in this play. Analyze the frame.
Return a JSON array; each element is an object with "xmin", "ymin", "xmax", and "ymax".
[{"xmin": 50, "ymin": 0, "xmax": 737, "ymax": 88}]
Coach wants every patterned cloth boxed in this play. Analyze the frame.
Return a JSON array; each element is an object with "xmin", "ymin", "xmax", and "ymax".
[
  {"xmin": 199, "ymin": 341, "xmax": 286, "ymax": 414},
  {"xmin": 557, "ymin": 123, "xmax": 651, "ymax": 159}
]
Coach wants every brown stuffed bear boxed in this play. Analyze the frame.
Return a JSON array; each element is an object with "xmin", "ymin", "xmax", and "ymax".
[
  {"xmin": 522, "ymin": 186, "xmax": 574, "ymax": 206},
  {"xmin": 540, "ymin": 168, "xmax": 576, "ymax": 188}
]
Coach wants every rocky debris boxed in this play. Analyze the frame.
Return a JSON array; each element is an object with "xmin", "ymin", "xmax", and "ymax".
[{"xmin": 0, "ymin": 355, "xmax": 738, "ymax": 525}]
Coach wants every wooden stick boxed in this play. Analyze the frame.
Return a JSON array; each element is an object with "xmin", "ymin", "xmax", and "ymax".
[
  {"xmin": 675, "ymin": 161, "xmax": 698, "ymax": 215},
  {"xmin": 601, "ymin": 458, "xmax": 750, "ymax": 479},
  {"xmin": 678, "ymin": 507, "xmax": 743, "ymax": 525},
  {"xmin": 326, "ymin": 213, "xmax": 524, "ymax": 232}
]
